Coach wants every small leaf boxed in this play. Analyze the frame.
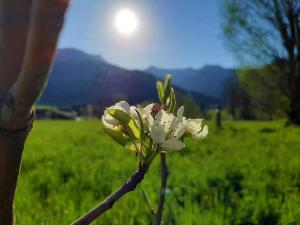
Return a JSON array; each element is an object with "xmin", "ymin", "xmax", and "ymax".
[
  {"xmin": 135, "ymin": 109, "xmax": 145, "ymax": 141},
  {"xmin": 166, "ymin": 97, "xmax": 171, "ymax": 112},
  {"xmin": 107, "ymin": 108, "xmax": 141, "ymax": 139},
  {"xmin": 169, "ymin": 87, "xmax": 176, "ymax": 113},
  {"xmin": 163, "ymin": 74, "xmax": 172, "ymax": 103},
  {"xmin": 156, "ymin": 81, "xmax": 165, "ymax": 104},
  {"xmin": 103, "ymin": 127, "xmax": 129, "ymax": 146},
  {"xmin": 125, "ymin": 141, "xmax": 138, "ymax": 152}
]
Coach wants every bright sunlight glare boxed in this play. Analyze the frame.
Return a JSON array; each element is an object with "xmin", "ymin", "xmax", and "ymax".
[{"xmin": 114, "ymin": 9, "xmax": 138, "ymax": 35}]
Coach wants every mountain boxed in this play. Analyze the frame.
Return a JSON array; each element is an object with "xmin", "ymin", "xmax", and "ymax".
[
  {"xmin": 146, "ymin": 65, "xmax": 237, "ymax": 102},
  {"xmin": 39, "ymin": 48, "xmax": 218, "ymax": 109}
]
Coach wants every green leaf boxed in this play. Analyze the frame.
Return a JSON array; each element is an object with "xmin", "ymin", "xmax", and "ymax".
[
  {"xmin": 107, "ymin": 108, "xmax": 141, "ymax": 139},
  {"xmin": 169, "ymin": 87, "xmax": 176, "ymax": 113},
  {"xmin": 163, "ymin": 74, "xmax": 173, "ymax": 103},
  {"xmin": 135, "ymin": 109, "xmax": 145, "ymax": 141},
  {"xmin": 103, "ymin": 127, "xmax": 129, "ymax": 146},
  {"xmin": 125, "ymin": 141, "xmax": 138, "ymax": 152},
  {"xmin": 156, "ymin": 81, "xmax": 165, "ymax": 104}
]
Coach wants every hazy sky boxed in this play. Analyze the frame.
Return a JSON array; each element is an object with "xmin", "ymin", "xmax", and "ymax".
[{"xmin": 58, "ymin": 0, "xmax": 237, "ymax": 69}]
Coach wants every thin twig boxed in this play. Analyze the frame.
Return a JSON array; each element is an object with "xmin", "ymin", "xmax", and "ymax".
[
  {"xmin": 71, "ymin": 162, "xmax": 151, "ymax": 225},
  {"xmin": 141, "ymin": 187, "xmax": 156, "ymax": 216},
  {"xmin": 155, "ymin": 153, "xmax": 168, "ymax": 225}
]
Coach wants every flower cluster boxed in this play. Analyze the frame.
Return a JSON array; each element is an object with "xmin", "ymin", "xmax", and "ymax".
[
  {"xmin": 101, "ymin": 75, "xmax": 208, "ymax": 163},
  {"xmin": 102, "ymin": 101, "xmax": 208, "ymax": 152}
]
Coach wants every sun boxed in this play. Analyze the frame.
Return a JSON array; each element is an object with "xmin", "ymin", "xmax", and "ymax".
[{"xmin": 114, "ymin": 9, "xmax": 138, "ymax": 35}]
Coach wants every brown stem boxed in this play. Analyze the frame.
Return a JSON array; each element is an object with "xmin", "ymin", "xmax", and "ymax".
[
  {"xmin": 155, "ymin": 153, "xmax": 168, "ymax": 225},
  {"xmin": 0, "ymin": 0, "xmax": 33, "ymax": 96},
  {"xmin": 0, "ymin": 1, "xmax": 70, "ymax": 225},
  {"xmin": 0, "ymin": 124, "xmax": 33, "ymax": 225},
  {"xmin": 2, "ymin": 0, "xmax": 70, "ymax": 129},
  {"xmin": 71, "ymin": 162, "xmax": 151, "ymax": 225}
]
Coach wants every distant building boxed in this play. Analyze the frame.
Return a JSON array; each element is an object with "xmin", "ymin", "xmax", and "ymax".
[{"xmin": 36, "ymin": 107, "xmax": 77, "ymax": 120}]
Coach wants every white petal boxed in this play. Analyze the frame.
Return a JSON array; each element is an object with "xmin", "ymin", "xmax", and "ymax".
[
  {"xmin": 101, "ymin": 115, "xmax": 116, "ymax": 129},
  {"xmin": 168, "ymin": 115, "xmax": 178, "ymax": 132},
  {"xmin": 143, "ymin": 103, "xmax": 154, "ymax": 113},
  {"xmin": 177, "ymin": 106, "xmax": 184, "ymax": 121},
  {"xmin": 129, "ymin": 106, "xmax": 138, "ymax": 120},
  {"xmin": 103, "ymin": 110, "xmax": 118, "ymax": 125},
  {"xmin": 151, "ymin": 124, "xmax": 166, "ymax": 144},
  {"xmin": 115, "ymin": 101, "xmax": 130, "ymax": 114},
  {"xmin": 161, "ymin": 138, "xmax": 185, "ymax": 151},
  {"xmin": 193, "ymin": 125, "xmax": 209, "ymax": 139},
  {"xmin": 156, "ymin": 110, "xmax": 176, "ymax": 133},
  {"xmin": 190, "ymin": 118, "xmax": 203, "ymax": 126},
  {"xmin": 147, "ymin": 113, "xmax": 154, "ymax": 128},
  {"xmin": 184, "ymin": 119, "xmax": 202, "ymax": 136},
  {"xmin": 173, "ymin": 122, "xmax": 185, "ymax": 139},
  {"xmin": 154, "ymin": 110, "xmax": 163, "ymax": 122}
]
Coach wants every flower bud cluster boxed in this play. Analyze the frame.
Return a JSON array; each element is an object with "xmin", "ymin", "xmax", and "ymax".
[{"xmin": 102, "ymin": 101, "xmax": 208, "ymax": 153}]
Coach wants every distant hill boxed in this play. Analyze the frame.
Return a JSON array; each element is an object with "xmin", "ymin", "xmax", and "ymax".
[
  {"xmin": 39, "ymin": 48, "xmax": 218, "ymax": 109},
  {"xmin": 146, "ymin": 65, "xmax": 237, "ymax": 102}
]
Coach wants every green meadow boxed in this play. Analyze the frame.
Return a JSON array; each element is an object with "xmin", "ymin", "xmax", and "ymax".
[{"xmin": 15, "ymin": 120, "xmax": 300, "ymax": 225}]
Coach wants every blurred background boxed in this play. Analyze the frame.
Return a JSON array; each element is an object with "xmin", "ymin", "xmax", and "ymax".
[{"xmin": 16, "ymin": 0, "xmax": 300, "ymax": 224}]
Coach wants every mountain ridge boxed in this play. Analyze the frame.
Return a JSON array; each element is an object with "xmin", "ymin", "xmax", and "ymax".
[
  {"xmin": 39, "ymin": 48, "xmax": 219, "ymax": 109},
  {"xmin": 146, "ymin": 64, "xmax": 236, "ymax": 101}
]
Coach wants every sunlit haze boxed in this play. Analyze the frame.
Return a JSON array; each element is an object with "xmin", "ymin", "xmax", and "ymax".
[
  {"xmin": 114, "ymin": 9, "xmax": 138, "ymax": 35},
  {"xmin": 59, "ymin": 0, "xmax": 236, "ymax": 69}
]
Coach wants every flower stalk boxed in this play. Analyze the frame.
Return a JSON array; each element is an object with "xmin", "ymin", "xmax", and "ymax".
[
  {"xmin": 73, "ymin": 74, "xmax": 208, "ymax": 224},
  {"xmin": 155, "ymin": 153, "xmax": 169, "ymax": 225},
  {"xmin": 71, "ymin": 152, "xmax": 157, "ymax": 225}
]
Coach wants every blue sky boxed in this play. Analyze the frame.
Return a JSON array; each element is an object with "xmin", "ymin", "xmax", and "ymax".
[{"xmin": 59, "ymin": 0, "xmax": 237, "ymax": 70}]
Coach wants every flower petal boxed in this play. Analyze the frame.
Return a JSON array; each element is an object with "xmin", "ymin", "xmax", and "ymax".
[
  {"xmin": 144, "ymin": 103, "xmax": 155, "ymax": 113},
  {"xmin": 193, "ymin": 125, "xmax": 209, "ymax": 139},
  {"xmin": 115, "ymin": 101, "xmax": 130, "ymax": 114},
  {"xmin": 173, "ymin": 122, "xmax": 185, "ymax": 139},
  {"xmin": 190, "ymin": 119, "xmax": 203, "ymax": 126},
  {"xmin": 147, "ymin": 112, "xmax": 154, "ymax": 128},
  {"xmin": 150, "ymin": 124, "xmax": 166, "ymax": 144},
  {"xmin": 177, "ymin": 106, "xmax": 184, "ymax": 121},
  {"xmin": 161, "ymin": 138, "xmax": 185, "ymax": 151},
  {"xmin": 156, "ymin": 110, "xmax": 176, "ymax": 133},
  {"xmin": 129, "ymin": 106, "xmax": 138, "ymax": 121},
  {"xmin": 102, "ymin": 115, "xmax": 116, "ymax": 129},
  {"xmin": 103, "ymin": 110, "xmax": 118, "ymax": 125}
]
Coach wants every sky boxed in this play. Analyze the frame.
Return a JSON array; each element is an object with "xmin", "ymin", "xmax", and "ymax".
[{"xmin": 58, "ymin": 0, "xmax": 237, "ymax": 70}]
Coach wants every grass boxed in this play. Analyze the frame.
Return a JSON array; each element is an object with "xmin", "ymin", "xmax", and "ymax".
[{"xmin": 15, "ymin": 119, "xmax": 300, "ymax": 225}]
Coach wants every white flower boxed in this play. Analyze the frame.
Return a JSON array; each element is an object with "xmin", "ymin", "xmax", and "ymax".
[
  {"xmin": 102, "ymin": 101, "xmax": 130, "ymax": 129},
  {"xmin": 183, "ymin": 117, "xmax": 208, "ymax": 139},
  {"xmin": 149, "ymin": 109, "xmax": 185, "ymax": 151},
  {"xmin": 134, "ymin": 104, "xmax": 154, "ymax": 130},
  {"xmin": 176, "ymin": 106, "xmax": 208, "ymax": 140}
]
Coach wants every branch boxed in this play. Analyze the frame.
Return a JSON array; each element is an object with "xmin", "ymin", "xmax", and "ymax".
[
  {"xmin": 155, "ymin": 153, "xmax": 168, "ymax": 225},
  {"xmin": 0, "ymin": 1, "xmax": 70, "ymax": 225},
  {"xmin": 0, "ymin": 123, "xmax": 33, "ymax": 225},
  {"xmin": 71, "ymin": 162, "xmax": 151, "ymax": 225},
  {"xmin": 0, "ymin": 0, "xmax": 33, "ymax": 96},
  {"xmin": 0, "ymin": 0, "xmax": 70, "ymax": 130}
]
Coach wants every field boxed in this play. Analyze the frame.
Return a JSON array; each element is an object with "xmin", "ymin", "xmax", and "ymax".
[{"xmin": 15, "ymin": 120, "xmax": 300, "ymax": 225}]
